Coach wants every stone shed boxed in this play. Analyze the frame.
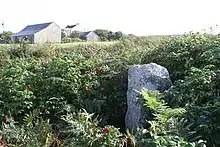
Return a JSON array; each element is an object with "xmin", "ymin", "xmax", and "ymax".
[
  {"xmin": 80, "ymin": 31, "xmax": 100, "ymax": 41},
  {"xmin": 11, "ymin": 22, "xmax": 61, "ymax": 44}
]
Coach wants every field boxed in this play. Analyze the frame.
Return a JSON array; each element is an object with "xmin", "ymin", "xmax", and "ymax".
[
  {"xmin": 0, "ymin": 41, "xmax": 117, "ymax": 48},
  {"xmin": 0, "ymin": 34, "xmax": 219, "ymax": 146},
  {"xmin": 55, "ymin": 41, "xmax": 117, "ymax": 47}
]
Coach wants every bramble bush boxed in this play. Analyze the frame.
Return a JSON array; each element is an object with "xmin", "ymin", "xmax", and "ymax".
[
  {"xmin": 0, "ymin": 54, "xmax": 110, "ymax": 121},
  {"xmin": 143, "ymin": 32, "xmax": 220, "ymax": 146},
  {"xmin": 0, "ymin": 37, "xmax": 155, "ymax": 146},
  {"xmin": 143, "ymin": 33, "xmax": 220, "ymax": 80},
  {"xmin": 1, "ymin": 32, "xmax": 220, "ymax": 146},
  {"xmin": 0, "ymin": 38, "xmax": 147, "ymax": 127}
]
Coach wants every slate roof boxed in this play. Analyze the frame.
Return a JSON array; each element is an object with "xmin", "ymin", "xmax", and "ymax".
[
  {"xmin": 79, "ymin": 31, "xmax": 92, "ymax": 36},
  {"xmin": 11, "ymin": 22, "xmax": 53, "ymax": 37}
]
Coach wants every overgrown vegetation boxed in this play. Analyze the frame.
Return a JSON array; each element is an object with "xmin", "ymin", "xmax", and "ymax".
[
  {"xmin": 61, "ymin": 29, "xmax": 124, "ymax": 43},
  {"xmin": 0, "ymin": 31, "xmax": 13, "ymax": 44},
  {"xmin": 0, "ymin": 32, "xmax": 219, "ymax": 146},
  {"xmin": 94, "ymin": 29, "xmax": 123, "ymax": 41}
]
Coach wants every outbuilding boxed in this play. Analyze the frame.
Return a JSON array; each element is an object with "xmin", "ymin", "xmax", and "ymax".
[
  {"xmin": 80, "ymin": 31, "xmax": 100, "ymax": 41},
  {"xmin": 11, "ymin": 22, "xmax": 61, "ymax": 44}
]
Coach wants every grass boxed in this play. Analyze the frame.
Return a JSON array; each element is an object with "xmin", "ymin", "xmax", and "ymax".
[
  {"xmin": 0, "ymin": 41, "xmax": 117, "ymax": 49},
  {"xmin": 55, "ymin": 41, "xmax": 117, "ymax": 48},
  {"xmin": 0, "ymin": 41, "xmax": 120, "ymax": 63}
]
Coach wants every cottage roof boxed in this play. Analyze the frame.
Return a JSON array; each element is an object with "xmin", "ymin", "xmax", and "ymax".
[{"xmin": 11, "ymin": 22, "xmax": 53, "ymax": 37}]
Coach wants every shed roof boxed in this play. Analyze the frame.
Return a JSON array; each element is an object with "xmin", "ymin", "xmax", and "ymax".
[
  {"xmin": 11, "ymin": 22, "xmax": 53, "ymax": 37},
  {"xmin": 80, "ymin": 31, "xmax": 92, "ymax": 36}
]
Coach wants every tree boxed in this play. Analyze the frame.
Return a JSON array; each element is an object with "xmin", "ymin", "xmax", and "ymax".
[
  {"xmin": 0, "ymin": 31, "xmax": 13, "ymax": 43},
  {"xmin": 107, "ymin": 31, "xmax": 115, "ymax": 41},
  {"xmin": 94, "ymin": 29, "xmax": 109, "ymax": 41},
  {"xmin": 69, "ymin": 31, "xmax": 81, "ymax": 39},
  {"xmin": 114, "ymin": 31, "xmax": 123, "ymax": 40},
  {"xmin": 94, "ymin": 29, "xmax": 124, "ymax": 41},
  {"xmin": 61, "ymin": 31, "xmax": 66, "ymax": 39}
]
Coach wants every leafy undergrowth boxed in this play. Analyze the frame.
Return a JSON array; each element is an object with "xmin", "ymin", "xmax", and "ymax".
[
  {"xmin": 143, "ymin": 32, "xmax": 220, "ymax": 147},
  {"xmin": 0, "ymin": 33, "xmax": 220, "ymax": 146},
  {"xmin": 0, "ymin": 91, "xmax": 203, "ymax": 147}
]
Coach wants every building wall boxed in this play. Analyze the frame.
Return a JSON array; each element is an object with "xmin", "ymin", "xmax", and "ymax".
[
  {"xmin": 34, "ymin": 23, "xmax": 61, "ymax": 44},
  {"xmin": 86, "ymin": 32, "xmax": 100, "ymax": 41},
  {"xmin": 11, "ymin": 35, "xmax": 34, "ymax": 43},
  {"xmin": 11, "ymin": 36, "xmax": 18, "ymax": 43}
]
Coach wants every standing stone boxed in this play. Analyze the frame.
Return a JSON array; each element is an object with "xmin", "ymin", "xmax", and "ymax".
[{"xmin": 125, "ymin": 63, "xmax": 172, "ymax": 132}]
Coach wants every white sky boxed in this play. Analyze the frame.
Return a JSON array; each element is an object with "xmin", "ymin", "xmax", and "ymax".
[{"xmin": 0, "ymin": 0, "xmax": 220, "ymax": 36}]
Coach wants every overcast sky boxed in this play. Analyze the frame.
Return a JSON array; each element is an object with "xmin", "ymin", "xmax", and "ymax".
[{"xmin": 0, "ymin": 0, "xmax": 220, "ymax": 35}]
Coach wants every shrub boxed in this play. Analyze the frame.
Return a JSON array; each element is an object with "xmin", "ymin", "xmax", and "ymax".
[
  {"xmin": 0, "ymin": 59, "xmax": 37, "ymax": 119},
  {"xmin": 2, "ymin": 32, "xmax": 220, "ymax": 146},
  {"xmin": 62, "ymin": 37, "xmax": 83, "ymax": 43},
  {"xmin": 142, "ymin": 32, "xmax": 220, "ymax": 146},
  {"xmin": 61, "ymin": 109, "xmax": 128, "ymax": 147},
  {"xmin": 164, "ymin": 67, "xmax": 220, "ymax": 146},
  {"xmin": 164, "ymin": 67, "xmax": 217, "ymax": 107},
  {"xmin": 7, "ymin": 39, "xmax": 31, "ymax": 58},
  {"xmin": 143, "ymin": 33, "xmax": 220, "ymax": 81},
  {"xmin": 0, "ymin": 110, "xmax": 59, "ymax": 147},
  {"xmin": 0, "ymin": 110, "xmax": 132, "ymax": 147},
  {"xmin": 0, "ymin": 54, "xmax": 108, "ymax": 120},
  {"xmin": 0, "ymin": 51, "xmax": 128, "ymax": 128},
  {"xmin": 136, "ymin": 89, "xmax": 206, "ymax": 147}
]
